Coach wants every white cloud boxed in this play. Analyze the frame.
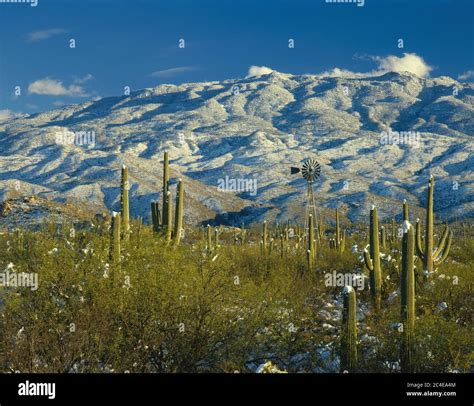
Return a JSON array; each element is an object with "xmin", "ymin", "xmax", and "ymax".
[
  {"xmin": 149, "ymin": 67, "xmax": 196, "ymax": 78},
  {"xmin": 372, "ymin": 53, "xmax": 433, "ymax": 77},
  {"xmin": 28, "ymin": 78, "xmax": 88, "ymax": 97},
  {"xmin": 246, "ymin": 66, "xmax": 274, "ymax": 78},
  {"xmin": 317, "ymin": 67, "xmax": 366, "ymax": 79},
  {"xmin": 27, "ymin": 28, "xmax": 67, "ymax": 43},
  {"xmin": 318, "ymin": 53, "xmax": 433, "ymax": 79},
  {"xmin": 73, "ymin": 74, "xmax": 94, "ymax": 84},
  {"xmin": 458, "ymin": 70, "xmax": 474, "ymax": 81}
]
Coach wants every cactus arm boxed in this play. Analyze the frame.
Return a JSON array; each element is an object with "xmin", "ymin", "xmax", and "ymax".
[
  {"xmin": 415, "ymin": 220, "xmax": 425, "ymax": 260},
  {"xmin": 434, "ymin": 231, "xmax": 452, "ymax": 265},
  {"xmin": 433, "ymin": 226, "xmax": 450, "ymax": 259},
  {"xmin": 363, "ymin": 249, "xmax": 373, "ymax": 272}
]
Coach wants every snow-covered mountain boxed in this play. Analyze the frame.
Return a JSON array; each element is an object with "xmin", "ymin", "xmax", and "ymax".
[{"xmin": 0, "ymin": 70, "xmax": 473, "ymax": 226}]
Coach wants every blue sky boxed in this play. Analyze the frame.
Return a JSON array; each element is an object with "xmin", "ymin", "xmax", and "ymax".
[{"xmin": 0, "ymin": 0, "xmax": 473, "ymax": 115}]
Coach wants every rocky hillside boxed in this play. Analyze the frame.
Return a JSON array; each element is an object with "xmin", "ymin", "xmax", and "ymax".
[{"xmin": 0, "ymin": 70, "xmax": 472, "ymax": 226}]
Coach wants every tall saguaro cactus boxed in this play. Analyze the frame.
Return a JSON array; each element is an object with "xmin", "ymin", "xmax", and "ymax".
[
  {"xmin": 262, "ymin": 221, "xmax": 267, "ymax": 255},
  {"xmin": 415, "ymin": 176, "xmax": 452, "ymax": 273},
  {"xmin": 363, "ymin": 206, "xmax": 382, "ymax": 310},
  {"xmin": 340, "ymin": 285, "xmax": 357, "ymax": 373},
  {"xmin": 162, "ymin": 152, "xmax": 170, "ymax": 228},
  {"xmin": 121, "ymin": 165, "xmax": 130, "ymax": 240},
  {"xmin": 403, "ymin": 199, "xmax": 409, "ymax": 222},
  {"xmin": 380, "ymin": 226, "xmax": 387, "ymax": 250},
  {"xmin": 150, "ymin": 201, "xmax": 161, "ymax": 233},
  {"xmin": 165, "ymin": 191, "xmax": 173, "ymax": 243},
  {"xmin": 173, "ymin": 179, "xmax": 184, "ymax": 245},
  {"xmin": 110, "ymin": 212, "xmax": 121, "ymax": 265},
  {"xmin": 401, "ymin": 220, "xmax": 415, "ymax": 373}
]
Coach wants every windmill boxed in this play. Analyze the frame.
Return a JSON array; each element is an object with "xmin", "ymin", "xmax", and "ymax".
[{"xmin": 290, "ymin": 158, "xmax": 321, "ymax": 238}]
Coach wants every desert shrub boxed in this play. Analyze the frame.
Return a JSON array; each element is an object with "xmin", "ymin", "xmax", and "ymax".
[{"xmin": 0, "ymin": 222, "xmax": 472, "ymax": 373}]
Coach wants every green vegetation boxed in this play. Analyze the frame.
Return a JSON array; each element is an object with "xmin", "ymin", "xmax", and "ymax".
[
  {"xmin": 0, "ymin": 164, "xmax": 471, "ymax": 373},
  {"xmin": 0, "ymin": 219, "xmax": 471, "ymax": 373}
]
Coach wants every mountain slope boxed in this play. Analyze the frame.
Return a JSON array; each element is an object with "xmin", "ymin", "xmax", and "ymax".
[{"xmin": 0, "ymin": 70, "xmax": 472, "ymax": 226}]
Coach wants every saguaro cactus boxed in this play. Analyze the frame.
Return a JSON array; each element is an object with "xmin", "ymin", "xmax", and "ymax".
[
  {"xmin": 150, "ymin": 201, "xmax": 161, "ymax": 233},
  {"xmin": 262, "ymin": 221, "xmax": 267, "ymax": 255},
  {"xmin": 109, "ymin": 212, "xmax": 121, "ymax": 265},
  {"xmin": 401, "ymin": 220, "xmax": 415, "ymax": 373},
  {"xmin": 340, "ymin": 285, "xmax": 357, "ymax": 373},
  {"xmin": 403, "ymin": 199, "xmax": 409, "ymax": 222},
  {"xmin": 415, "ymin": 176, "xmax": 452, "ymax": 273},
  {"xmin": 173, "ymin": 179, "xmax": 184, "ymax": 245},
  {"xmin": 333, "ymin": 208, "xmax": 345, "ymax": 253},
  {"xmin": 363, "ymin": 206, "xmax": 382, "ymax": 310},
  {"xmin": 121, "ymin": 165, "xmax": 130, "ymax": 240},
  {"xmin": 165, "ymin": 191, "xmax": 173, "ymax": 243},
  {"xmin": 380, "ymin": 226, "xmax": 387, "ymax": 250},
  {"xmin": 162, "ymin": 152, "xmax": 169, "ymax": 228}
]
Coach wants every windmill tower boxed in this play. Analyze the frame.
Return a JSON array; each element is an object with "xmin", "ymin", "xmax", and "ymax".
[{"xmin": 290, "ymin": 158, "xmax": 321, "ymax": 237}]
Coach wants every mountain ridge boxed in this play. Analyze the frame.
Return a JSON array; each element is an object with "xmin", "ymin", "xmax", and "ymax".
[{"xmin": 0, "ymin": 70, "xmax": 472, "ymax": 226}]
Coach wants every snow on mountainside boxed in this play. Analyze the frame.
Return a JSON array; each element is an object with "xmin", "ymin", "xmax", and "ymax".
[{"xmin": 0, "ymin": 70, "xmax": 473, "ymax": 226}]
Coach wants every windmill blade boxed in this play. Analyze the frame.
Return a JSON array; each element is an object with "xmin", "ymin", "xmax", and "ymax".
[
  {"xmin": 301, "ymin": 159, "xmax": 321, "ymax": 182},
  {"xmin": 290, "ymin": 167, "xmax": 301, "ymax": 175}
]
